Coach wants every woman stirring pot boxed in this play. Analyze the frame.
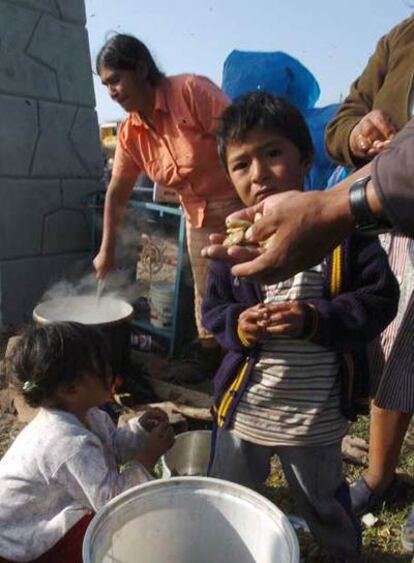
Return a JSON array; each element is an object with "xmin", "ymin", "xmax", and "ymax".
[{"xmin": 94, "ymin": 35, "xmax": 240, "ymax": 377}]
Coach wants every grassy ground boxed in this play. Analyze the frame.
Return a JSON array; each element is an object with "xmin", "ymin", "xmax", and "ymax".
[
  {"xmin": 1, "ymin": 411, "xmax": 413, "ymax": 561},
  {"xmin": 261, "ymin": 414, "xmax": 414, "ymax": 562},
  {"xmin": 1, "ymin": 337, "xmax": 413, "ymax": 561},
  {"xmin": 2, "ymin": 412, "xmax": 411, "ymax": 561}
]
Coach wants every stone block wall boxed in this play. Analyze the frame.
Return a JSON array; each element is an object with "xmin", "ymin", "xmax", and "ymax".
[{"xmin": 0, "ymin": 0, "xmax": 104, "ymax": 326}]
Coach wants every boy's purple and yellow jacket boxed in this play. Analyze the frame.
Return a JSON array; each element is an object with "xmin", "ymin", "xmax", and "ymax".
[{"xmin": 202, "ymin": 234, "xmax": 399, "ymax": 427}]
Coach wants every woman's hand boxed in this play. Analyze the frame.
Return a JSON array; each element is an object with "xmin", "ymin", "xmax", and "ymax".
[
  {"xmin": 238, "ymin": 304, "xmax": 270, "ymax": 345},
  {"xmin": 94, "ymin": 175, "xmax": 137, "ymax": 279},
  {"xmin": 139, "ymin": 407, "xmax": 169, "ymax": 432},
  {"xmin": 265, "ymin": 302, "xmax": 305, "ymax": 338},
  {"xmin": 349, "ymin": 110, "xmax": 396, "ymax": 159},
  {"xmin": 93, "ymin": 247, "xmax": 115, "ymax": 279}
]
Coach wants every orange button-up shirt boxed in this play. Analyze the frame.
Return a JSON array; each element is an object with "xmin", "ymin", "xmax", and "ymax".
[{"xmin": 112, "ymin": 74, "xmax": 238, "ymax": 227}]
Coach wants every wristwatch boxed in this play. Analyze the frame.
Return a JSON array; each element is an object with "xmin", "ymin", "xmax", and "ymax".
[{"xmin": 348, "ymin": 175, "xmax": 392, "ymax": 233}]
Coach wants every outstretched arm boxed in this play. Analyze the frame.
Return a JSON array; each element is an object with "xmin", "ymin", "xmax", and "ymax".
[
  {"xmin": 203, "ymin": 117, "xmax": 414, "ymax": 284},
  {"xmin": 93, "ymin": 174, "xmax": 137, "ymax": 279},
  {"xmin": 202, "ymin": 162, "xmax": 389, "ymax": 284},
  {"xmin": 94, "ymin": 120, "xmax": 141, "ymax": 279}
]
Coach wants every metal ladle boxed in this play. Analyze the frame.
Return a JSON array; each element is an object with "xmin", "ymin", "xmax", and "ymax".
[{"xmin": 96, "ymin": 278, "xmax": 105, "ymax": 304}]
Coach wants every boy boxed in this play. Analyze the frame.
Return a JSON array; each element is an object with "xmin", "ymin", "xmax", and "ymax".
[{"xmin": 202, "ymin": 93, "xmax": 399, "ymax": 561}]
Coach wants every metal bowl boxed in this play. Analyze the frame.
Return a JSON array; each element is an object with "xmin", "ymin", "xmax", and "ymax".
[{"xmin": 161, "ymin": 430, "xmax": 212, "ymax": 477}]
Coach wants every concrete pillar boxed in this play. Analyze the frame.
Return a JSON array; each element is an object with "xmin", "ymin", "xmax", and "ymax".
[{"xmin": 0, "ymin": 0, "xmax": 103, "ymax": 326}]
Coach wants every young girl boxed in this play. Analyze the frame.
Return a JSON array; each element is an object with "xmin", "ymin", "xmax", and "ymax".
[{"xmin": 0, "ymin": 322, "xmax": 174, "ymax": 563}]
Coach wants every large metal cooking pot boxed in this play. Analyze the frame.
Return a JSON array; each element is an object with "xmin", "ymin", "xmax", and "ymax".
[
  {"xmin": 33, "ymin": 295, "xmax": 133, "ymax": 376},
  {"xmin": 83, "ymin": 477, "xmax": 300, "ymax": 563}
]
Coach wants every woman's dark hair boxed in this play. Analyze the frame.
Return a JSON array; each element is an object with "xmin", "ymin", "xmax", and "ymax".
[
  {"xmin": 7, "ymin": 322, "xmax": 110, "ymax": 408},
  {"xmin": 217, "ymin": 92, "xmax": 314, "ymax": 170},
  {"xmin": 96, "ymin": 34, "xmax": 165, "ymax": 87}
]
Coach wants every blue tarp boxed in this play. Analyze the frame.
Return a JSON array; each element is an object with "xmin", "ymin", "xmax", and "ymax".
[
  {"xmin": 221, "ymin": 50, "xmax": 338, "ymax": 189},
  {"xmin": 222, "ymin": 50, "xmax": 320, "ymax": 111},
  {"xmin": 303, "ymin": 103, "xmax": 340, "ymax": 190}
]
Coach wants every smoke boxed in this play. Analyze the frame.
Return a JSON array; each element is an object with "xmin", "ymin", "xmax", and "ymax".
[
  {"xmin": 40, "ymin": 205, "xmax": 191, "ymax": 310},
  {"xmin": 41, "ymin": 269, "xmax": 141, "ymax": 303}
]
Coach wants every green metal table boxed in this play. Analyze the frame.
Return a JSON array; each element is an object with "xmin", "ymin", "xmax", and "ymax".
[{"xmin": 90, "ymin": 188, "xmax": 187, "ymax": 357}]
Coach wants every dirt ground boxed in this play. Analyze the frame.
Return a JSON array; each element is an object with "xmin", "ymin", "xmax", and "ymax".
[
  {"xmin": 0, "ymin": 413, "xmax": 23, "ymax": 459},
  {"xmin": 1, "ymin": 342, "xmax": 414, "ymax": 562}
]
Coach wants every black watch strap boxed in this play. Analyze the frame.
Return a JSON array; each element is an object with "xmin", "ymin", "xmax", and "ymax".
[{"xmin": 349, "ymin": 175, "xmax": 392, "ymax": 233}]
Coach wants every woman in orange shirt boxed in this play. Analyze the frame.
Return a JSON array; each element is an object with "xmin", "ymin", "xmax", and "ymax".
[{"xmin": 94, "ymin": 34, "xmax": 240, "ymax": 374}]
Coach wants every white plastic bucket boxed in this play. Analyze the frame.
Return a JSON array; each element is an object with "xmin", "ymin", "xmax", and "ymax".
[
  {"xmin": 149, "ymin": 281, "xmax": 175, "ymax": 328},
  {"xmin": 83, "ymin": 477, "xmax": 300, "ymax": 563}
]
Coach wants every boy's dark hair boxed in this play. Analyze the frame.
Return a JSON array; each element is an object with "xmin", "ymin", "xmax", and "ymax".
[
  {"xmin": 96, "ymin": 34, "xmax": 165, "ymax": 87},
  {"xmin": 217, "ymin": 92, "xmax": 314, "ymax": 170},
  {"xmin": 7, "ymin": 323, "xmax": 110, "ymax": 408}
]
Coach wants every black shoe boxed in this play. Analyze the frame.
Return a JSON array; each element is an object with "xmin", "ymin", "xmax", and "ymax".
[{"xmin": 350, "ymin": 476, "xmax": 384, "ymax": 516}]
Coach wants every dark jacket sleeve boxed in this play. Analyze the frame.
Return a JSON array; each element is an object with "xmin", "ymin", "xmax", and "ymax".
[
  {"xmin": 201, "ymin": 261, "xmax": 254, "ymax": 353},
  {"xmin": 306, "ymin": 235, "xmax": 399, "ymax": 351},
  {"xmin": 372, "ymin": 118, "xmax": 414, "ymax": 238}
]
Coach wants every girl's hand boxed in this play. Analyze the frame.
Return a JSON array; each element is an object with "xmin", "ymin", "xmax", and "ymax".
[
  {"xmin": 265, "ymin": 301, "xmax": 305, "ymax": 338},
  {"xmin": 349, "ymin": 110, "xmax": 396, "ymax": 159},
  {"xmin": 238, "ymin": 304, "xmax": 269, "ymax": 345},
  {"xmin": 139, "ymin": 407, "xmax": 169, "ymax": 432},
  {"xmin": 146, "ymin": 422, "xmax": 175, "ymax": 457},
  {"xmin": 137, "ymin": 422, "xmax": 175, "ymax": 471}
]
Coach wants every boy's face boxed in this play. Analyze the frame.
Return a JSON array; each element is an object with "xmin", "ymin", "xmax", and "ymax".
[{"xmin": 225, "ymin": 127, "xmax": 310, "ymax": 207}]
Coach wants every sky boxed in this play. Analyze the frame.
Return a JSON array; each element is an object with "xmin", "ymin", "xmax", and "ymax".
[{"xmin": 84, "ymin": 0, "xmax": 413, "ymax": 123}]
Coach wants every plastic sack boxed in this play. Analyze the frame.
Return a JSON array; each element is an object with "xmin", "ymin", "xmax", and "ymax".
[
  {"xmin": 303, "ymin": 103, "xmax": 340, "ymax": 190},
  {"xmin": 222, "ymin": 50, "xmax": 320, "ymax": 110}
]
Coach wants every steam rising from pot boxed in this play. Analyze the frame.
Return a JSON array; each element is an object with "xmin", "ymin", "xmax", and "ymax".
[
  {"xmin": 36, "ymin": 206, "xmax": 190, "ymax": 324},
  {"xmin": 33, "ymin": 295, "xmax": 133, "ymax": 325}
]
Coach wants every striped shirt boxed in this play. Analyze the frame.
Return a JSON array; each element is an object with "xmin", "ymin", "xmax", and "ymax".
[
  {"xmin": 378, "ymin": 234, "xmax": 414, "ymax": 360},
  {"xmin": 369, "ymin": 83, "xmax": 414, "ymax": 409},
  {"xmin": 232, "ymin": 264, "xmax": 348, "ymax": 447},
  {"xmin": 369, "ymin": 234, "xmax": 414, "ymax": 410}
]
